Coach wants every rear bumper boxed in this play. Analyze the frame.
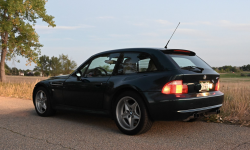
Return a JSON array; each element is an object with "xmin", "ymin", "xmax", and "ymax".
[
  {"xmin": 177, "ymin": 104, "xmax": 222, "ymax": 113},
  {"xmin": 143, "ymin": 91, "xmax": 224, "ymax": 121}
]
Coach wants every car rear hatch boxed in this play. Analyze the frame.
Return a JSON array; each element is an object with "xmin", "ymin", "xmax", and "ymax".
[{"xmin": 162, "ymin": 49, "xmax": 220, "ymax": 94}]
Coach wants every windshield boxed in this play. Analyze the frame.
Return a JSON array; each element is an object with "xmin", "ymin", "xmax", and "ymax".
[{"xmin": 169, "ymin": 54, "xmax": 212, "ymax": 69}]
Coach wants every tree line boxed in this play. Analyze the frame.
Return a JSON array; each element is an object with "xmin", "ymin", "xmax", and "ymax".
[
  {"xmin": 5, "ymin": 54, "xmax": 77, "ymax": 77},
  {"xmin": 240, "ymin": 64, "xmax": 250, "ymax": 71},
  {"xmin": 212, "ymin": 64, "xmax": 250, "ymax": 73}
]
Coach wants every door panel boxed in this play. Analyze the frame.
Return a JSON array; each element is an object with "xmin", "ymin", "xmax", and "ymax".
[
  {"xmin": 63, "ymin": 76, "xmax": 110, "ymax": 109},
  {"xmin": 63, "ymin": 52, "xmax": 120, "ymax": 109}
]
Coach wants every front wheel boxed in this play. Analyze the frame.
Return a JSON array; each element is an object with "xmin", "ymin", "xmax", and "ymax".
[
  {"xmin": 33, "ymin": 87, "xmax": 56, "ymax": 117},
  {"xmin": 114, "ymin": 91, "xmax": 153, "ymax": 135}
]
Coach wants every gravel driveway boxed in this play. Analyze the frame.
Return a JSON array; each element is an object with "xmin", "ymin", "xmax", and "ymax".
[{"xmin": 1, "ymin": 96, "xmax": 250, "ymax": 150}]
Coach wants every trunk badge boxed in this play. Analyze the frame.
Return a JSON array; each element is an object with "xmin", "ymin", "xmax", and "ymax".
[{"xmin": 203, "ymin": 75, "xmax": 206, "ymax": 79}]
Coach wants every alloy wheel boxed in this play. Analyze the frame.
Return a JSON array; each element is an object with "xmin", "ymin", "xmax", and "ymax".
[
  {"xmin": 116, "ymin": 96, "xmax": 141, "ymax": 131},
  {"xmin": 35, "ymin": 90, "xmax": 47, "ymax": 114}
]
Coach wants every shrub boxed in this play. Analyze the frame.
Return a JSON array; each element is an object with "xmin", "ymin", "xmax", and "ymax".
[
  {"xmin": 34, "ymin": 72, "xmax": 40, "ymax": 76},
  {"xmin": 241, "ymin": 73, "xmax": 246, "ymax": 76}
]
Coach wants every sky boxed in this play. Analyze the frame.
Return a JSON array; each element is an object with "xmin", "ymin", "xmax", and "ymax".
[{"xmin": 6, "ymin": 0, "xmax": 250, "ymax": 69}]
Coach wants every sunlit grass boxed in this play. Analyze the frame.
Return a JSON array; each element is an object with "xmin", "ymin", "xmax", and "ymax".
[
  {"xmin": 0, "ymin": 80, "xmax": 39, "ymax": 100},
  {"xmin": 219, "ymin": 82, "xmax": 250, "ymax": 124},
  {"xmin": 205, "ymin": 81, "xmax": 250, "ymax": 126}
]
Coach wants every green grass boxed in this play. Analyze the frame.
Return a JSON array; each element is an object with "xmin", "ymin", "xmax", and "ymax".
[
  {"xmin": 220, "ymin": 78, "xmax": 250, "ymax": 83},
  {"xmin": 220, "ymin": 72, "xmax": 250, "ymax": 78}
]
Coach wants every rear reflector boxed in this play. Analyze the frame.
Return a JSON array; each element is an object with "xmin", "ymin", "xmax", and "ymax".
[
  {"xmin": 162, "ymin": 80, "xmax": 188, "ymax": 94},
  {"xmin": 215, "ymin": 80, "xmax": 220, "ymax": 91}
]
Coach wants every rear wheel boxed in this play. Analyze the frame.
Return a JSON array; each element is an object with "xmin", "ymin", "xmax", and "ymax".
[
  {"xmin": 114, "ymin": 91, "xmax": 153, "ymax": 135},
  {"xmin": 34, "ymin": 87, "xmax": 56, "ymax": 117}
]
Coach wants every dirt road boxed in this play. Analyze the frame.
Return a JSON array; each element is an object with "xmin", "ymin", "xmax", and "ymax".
[{"xmin": 1, "ymin": 96, "xmax": 250, "ymax": 150}]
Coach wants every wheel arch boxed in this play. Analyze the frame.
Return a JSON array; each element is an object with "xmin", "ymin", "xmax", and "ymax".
[
  {"xmin": 109, "ymin": 85, "xmax": 153, "ymax": 120},
  {"xmin": 33, "ymin": 82, "xmax": 52, "ymax": 105}
]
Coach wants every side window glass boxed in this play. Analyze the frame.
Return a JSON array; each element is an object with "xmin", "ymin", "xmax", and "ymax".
[
  {"xmin": 118, "ymin": 52, "xmax": 157, "ymax": 75},
  {"xmin": 138, "ymin": 58, "xmax": 157, "ymax": 72},
  {"xmin": 85, "ymin": 53, "xmax": 120, "ymax": 77},
  {"xmin": 80, "ymin": 64, "xmax": 89, "ymax": 75}
]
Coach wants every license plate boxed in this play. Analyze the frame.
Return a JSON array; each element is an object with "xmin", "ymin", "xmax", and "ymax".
[{"xmin": 200, "ymin": 80, "xmax": 210, "ymax": 91}]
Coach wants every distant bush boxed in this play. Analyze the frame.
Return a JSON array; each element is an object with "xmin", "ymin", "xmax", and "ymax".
[
  {"xmin": 241, "ymin": 73, "xmax": 246, "ymax": 76},
  {"xmin": 247, "ymin": 74, "xmax": 250, "ymax": 77},
  {"xmin": 34, "ymin": 72, "xmax": 40, "ymax": 76},
  {"xmin": 217, "ymin": 65, "xmax": 239, "ymax": 73}
]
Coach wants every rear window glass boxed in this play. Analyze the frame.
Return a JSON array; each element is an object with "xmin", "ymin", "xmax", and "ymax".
[{"xmin": 169, "ymin": 54, "xmax": 211, "ymax": 69}]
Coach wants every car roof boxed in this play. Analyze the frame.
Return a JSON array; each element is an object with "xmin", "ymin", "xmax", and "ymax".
[
  {"xmin": 94, "ymin": 48, "xmax": 195, "ymax": 56},
  {"xmin": 74, "ymin": 47, "xmax": 196, "ymax": 74}
]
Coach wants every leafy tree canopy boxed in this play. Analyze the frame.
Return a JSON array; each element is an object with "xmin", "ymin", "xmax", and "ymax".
[
  {"xmin": 35, "ymin": 54, "xmax": 77, "ymax": 77},
  {"xmin": 59, "ymin": 54, "xmax": 77, "ymax": 75},
  {"xmin": 35, "ymin": 55, "xmax": 50, "ymax": 76},
  {"xmin": 0, "ymin": 0, "xmax": 55, "ymax": 82},
  {"xmin": 240, "ymin": 64, "xmax": 250, "ymax": 71}
]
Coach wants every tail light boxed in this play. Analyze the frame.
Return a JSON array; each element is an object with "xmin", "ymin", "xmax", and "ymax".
[
  {"xmin": 215, "ymin": 80, "xmax": 220, "ymax": 91},
  {"xmin": 162, "ymin": 80, "xmax": 188, "ymax": 94}
]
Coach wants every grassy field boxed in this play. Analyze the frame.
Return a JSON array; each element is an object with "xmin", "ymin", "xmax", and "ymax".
[
  {"xmin": 220, "ymin": 78, "xmax": 250, "ymax": 83},
  {"xmin": 6, "ymin": 75, "xmax": 48, "ymax": 83},
  {"xmin": 216, "ymin": 81, "xmax": 250, "ymax": 126},
  {"xmin": 0, "ymin": 75, "xmax": 249, "ymax": 126},
  {"xmin": 220, "ymin": 72, "xmax": 250, "ymax": 78},
  {"xmin": 0, "ymin": 76, "xmax": 48, "ymax": 100}
]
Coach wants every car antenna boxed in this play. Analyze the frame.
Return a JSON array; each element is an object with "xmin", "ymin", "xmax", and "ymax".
[{"xmin": 164, "ymin": 22, "xmax": 180, "ymax": 49}]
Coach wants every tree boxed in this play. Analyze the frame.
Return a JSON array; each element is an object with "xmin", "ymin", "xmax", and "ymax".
[
  {"xmin": 34, "ymin": 71, "xmax": 40, "ymax": 76},
  {"xmin": 4, "ymin": 63, "xmax": 11, "ymax": 75},
  {"xmin": 35, "ymin": 55, "xmax": 50, "ymax": 76},
  {"xmin": 217, "ymin": 65, "xmax": 239, "ymax": 73},
  {"xmin": 59, "ymin": 54, "xmax": 77, "ymax": 75},
  {"xmin": 50, "ymin": 56, "xmax": 61, "ymax": 76},
  {"xmin": 11, "ymin": 67, "xmax": 19, "ymax": 75},
  {"xmin": 34, "ymin": 54, "xmax": 77, "ymax": 76},
  {"xmin": 25, "ymin": 69, "xmax": 30, "ymax": 75},
  {"xmin": 241, "ymin": 64, "xmax": 250, "ymax": 71},
  {"xmin": 0, "ymin": 0, "xmax": 56, "ymax": 82}
]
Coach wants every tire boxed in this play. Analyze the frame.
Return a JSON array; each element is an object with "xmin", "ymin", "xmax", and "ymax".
[
  {"xmin": 33, "ymin": 87, "xmax": 56, "ymax": 117},
  {"xmin": 113, "ymin": 91, "xmax": 153, "ymax": 135}
]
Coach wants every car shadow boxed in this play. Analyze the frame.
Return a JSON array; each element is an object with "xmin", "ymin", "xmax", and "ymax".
[
  {"xmin": 41, "ymin": 109, "xmax": 209, "ymax": 136},
  {"xmin": 3, "ymin": 108, "xmax": 214, "ymax": 136}
]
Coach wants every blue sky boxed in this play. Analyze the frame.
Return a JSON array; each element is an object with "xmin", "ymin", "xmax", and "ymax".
[{"xmin": 7, "ymin": 0, "xmax": 250, "ymax": 69}]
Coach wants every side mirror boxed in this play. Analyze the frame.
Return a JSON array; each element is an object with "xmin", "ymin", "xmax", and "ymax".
[{"xmin": 76, "ymin": 71, "xmax": 82, "ymax": 81}]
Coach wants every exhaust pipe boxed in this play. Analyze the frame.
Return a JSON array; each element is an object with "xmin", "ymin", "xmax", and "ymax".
[
  {"xmin": 216, "ymin": 109, "xmax": 220, "ymax": 114},
  {"xmin": 193, "ymin": 113, "xmax": 200, "ymax": 118}
]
